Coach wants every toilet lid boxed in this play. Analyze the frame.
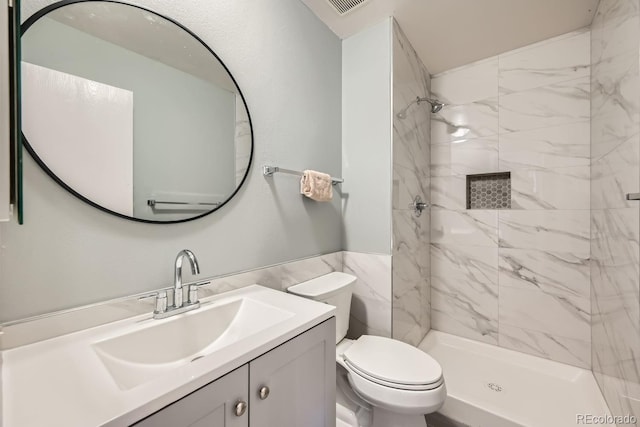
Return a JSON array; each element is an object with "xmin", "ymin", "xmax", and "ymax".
[{"xmin": 343, "ymin": 335, "xmax": 442, "ymax": 388}]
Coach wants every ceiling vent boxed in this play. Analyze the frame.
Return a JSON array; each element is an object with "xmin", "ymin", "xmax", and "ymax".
[{"xmin": 326, "ymin": 0, "xmax": 368, "ymax": 15}]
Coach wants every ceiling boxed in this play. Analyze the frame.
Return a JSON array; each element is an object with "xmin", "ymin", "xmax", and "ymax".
[
  {"xmin": 47, "ymin": 2, "xmax": 237, "ymax": 92},
  {"xmin": 300, "ymin": 0, "xmax": 600, "ymax": 74}
]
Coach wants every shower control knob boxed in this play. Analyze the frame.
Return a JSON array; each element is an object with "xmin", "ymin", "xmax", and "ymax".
[
  {"xmin": 259, "ymin": 386, "xmax": 270, "ymax": 400},
  {"xmin": 409, "ymin": 195, "xmax": 428, "ymax": 217},
  {"xmin": 234, "ymin": 400, "xmax": 247, "ymax": 416}
]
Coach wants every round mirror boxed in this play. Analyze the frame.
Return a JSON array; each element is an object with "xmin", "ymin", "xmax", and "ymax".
[{"xmin": 20, "ymin": 0, "xmax": 253, "ymax": 223}]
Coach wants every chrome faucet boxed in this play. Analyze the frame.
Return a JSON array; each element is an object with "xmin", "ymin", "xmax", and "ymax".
[
  {"xmin": 174, "ymin": 249, "xmax": 200, "ymax": 309},
  {"xmin": 139, "ymin": 249, "xmax": 209, "ymax": 319}
]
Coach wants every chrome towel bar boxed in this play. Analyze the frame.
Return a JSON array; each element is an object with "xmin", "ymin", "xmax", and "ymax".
[
  {"xmin": 262, "ymin": 165, "xmax": 344, "ymax": 185},
  {"xmin": 147, "ymin": 200, "xmax": 221, "ymax": 207}
]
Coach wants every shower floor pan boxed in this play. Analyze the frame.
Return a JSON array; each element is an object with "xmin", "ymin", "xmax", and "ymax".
[{"xmin": 419, "ymin": 331, "xmax": 613, "ymax": 427}]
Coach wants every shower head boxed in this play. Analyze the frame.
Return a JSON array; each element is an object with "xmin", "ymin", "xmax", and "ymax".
[
  {"xmin": 417, "ymin": 97, "xmax": 444, "ymax": 114},
  {"xmin": 430, "ymin": 101, "xmax": 444, "ymax": 113},
  {"xmin": 396, "ymin": 96, "xmax": 444, "ymax": 118}
]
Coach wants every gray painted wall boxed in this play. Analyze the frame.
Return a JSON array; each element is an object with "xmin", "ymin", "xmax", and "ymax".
[
  {"xmin": 0, "ymin": 0, "xmax": 342, "ymax": 322},
  {"xmin": 341, "ymin": 19, "xmax": 392, "ymax": 254}
]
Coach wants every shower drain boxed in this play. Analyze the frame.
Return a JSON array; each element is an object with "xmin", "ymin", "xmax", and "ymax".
[{"xmin": 487, "ymin": 382, "xmax": 503, "ymax": 392}]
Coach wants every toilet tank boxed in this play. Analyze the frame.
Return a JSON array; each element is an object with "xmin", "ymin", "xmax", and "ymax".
[{"xmin": 287, "ymin": 272, "xmax": 355, "ymax": 344}]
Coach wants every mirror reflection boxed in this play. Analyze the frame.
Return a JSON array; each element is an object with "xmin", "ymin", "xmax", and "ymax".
[{"xmin": 21, "ymin": 1, "xmax": 253, "ymax": 222}]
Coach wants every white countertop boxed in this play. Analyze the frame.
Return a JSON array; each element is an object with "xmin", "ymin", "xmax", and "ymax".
[{"xmin": 2, "ymin": 285, "xmax": 335, "ymax": 427}]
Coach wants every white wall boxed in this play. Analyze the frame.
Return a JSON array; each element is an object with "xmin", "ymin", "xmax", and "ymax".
[
  {"xmin": 0, "ymin": 0, "xmax": 342, "ymax": 322},
  {"xmin": 341, "ymin": 18, "xmax": 392, "ymax": 255},
  {"xmin": 22, "ymin": 62, "xmax": 134, "ymax": 217}
]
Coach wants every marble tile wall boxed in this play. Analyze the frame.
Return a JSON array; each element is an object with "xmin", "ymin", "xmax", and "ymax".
[
  {"xmin": 430, "ymin": 29, "xmax": 592, "ymax": 368},
  {"xmin": 391, "ymin": 21, "xmax": 431, "ymax": 346},
  {"xmin": 343, "ymin": 251, "xmax": 392, "ymax": 338},
  {"xmin": 590, "ymin": 0, "xmax": 640, "ymax": 421}
]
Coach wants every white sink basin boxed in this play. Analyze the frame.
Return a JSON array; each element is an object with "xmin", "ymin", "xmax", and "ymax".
[
  {"xmin": 4, "ymin": 285, "xmax": 335, "ymax": 427},
  {"xmin": 92, "ymin": 296, "xmax": 294, "ymax": 389}
]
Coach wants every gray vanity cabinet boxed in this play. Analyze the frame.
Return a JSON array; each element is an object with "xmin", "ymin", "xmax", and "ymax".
[
  {"xmin": 132, "ymin": 318, "xmax": 335, "ymax": 427},
  {"xmin": 249, "ymin": 318, "xmax": 336, "ymax": 427},
  {"xmin": 133, "ymin": 365, "xmax": 249, "ymax": 427}
]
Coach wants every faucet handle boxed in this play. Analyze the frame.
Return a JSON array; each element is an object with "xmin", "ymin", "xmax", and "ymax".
[
  {"xmin": 188, "ymin": 280, "xmax": 211, "ymax": 305},
  {"xmin": 139, "ymin": 289, "xmax": 169, "ymax": 315}
]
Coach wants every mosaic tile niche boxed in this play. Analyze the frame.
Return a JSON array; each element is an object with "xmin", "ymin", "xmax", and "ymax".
[{"xmin": 466, "ymin": 172, "xmax": 511, "ymax": 209}]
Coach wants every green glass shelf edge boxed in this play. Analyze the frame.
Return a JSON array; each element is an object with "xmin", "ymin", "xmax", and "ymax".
[{"xmin": 14, "ymin": 0, "xmax": 22, "ymax": 224}]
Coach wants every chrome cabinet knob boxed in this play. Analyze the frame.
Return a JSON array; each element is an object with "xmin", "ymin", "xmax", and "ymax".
[
  {"xmin": 259, "ymin": 386, "xmax": 270, "ymax": 400},
  {"xmin": 234, "ymin": 400, "xmax": 247, "ymax": 417}
]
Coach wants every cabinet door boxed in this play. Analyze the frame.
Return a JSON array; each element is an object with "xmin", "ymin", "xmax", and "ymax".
[
  {"xmin": 133, "ymin": 365, "xmax": 248, "ymax": 427},
  {"xmin": 249, "ymin": 318, "xmax": 336, "ymax": 427}
]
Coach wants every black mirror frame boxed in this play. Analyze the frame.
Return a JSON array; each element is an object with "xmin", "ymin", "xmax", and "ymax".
[{"xmin": 20, "ymin": 0, "xmax": 254, "ymax": 224}]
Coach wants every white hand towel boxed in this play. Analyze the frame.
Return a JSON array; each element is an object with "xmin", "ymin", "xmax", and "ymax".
[{"xmin": 300, "ymin": 170, "xmax": 333, "ymax": 202}]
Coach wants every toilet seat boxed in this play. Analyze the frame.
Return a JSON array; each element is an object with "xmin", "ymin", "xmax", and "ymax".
[
  {"xmin": 345, "ymin": 360, "xmax": 444, "ymax": 391},
  {"xmin": 337, "ymin": 335, "xmax": 447, "ymax": 415},
  {"xmin": 342, "ymin": 335, "xmax": 443, "ymax": 390}
]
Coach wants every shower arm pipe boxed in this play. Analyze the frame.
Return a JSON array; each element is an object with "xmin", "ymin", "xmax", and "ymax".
[
  {"xmin": 397, "ymin": 96, "xmax": 444, "ymax": 117},
  {"xmin": 396, "ymin": 101, "xmax": 414, "ymax": 119}
]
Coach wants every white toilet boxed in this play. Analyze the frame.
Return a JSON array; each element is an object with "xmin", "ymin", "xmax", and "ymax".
[{"xmin": 288, "ymin": 272, "xmax": 446, "ymax": 427}]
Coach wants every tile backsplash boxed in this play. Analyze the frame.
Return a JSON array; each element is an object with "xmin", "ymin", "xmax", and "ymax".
[
  {"xmin": 0, "ymin": 252, "xmax": 343, "ymax": 350},
  {"xmin": 1, "ymin": 250, "xmax": 393, "ymax": 351}
]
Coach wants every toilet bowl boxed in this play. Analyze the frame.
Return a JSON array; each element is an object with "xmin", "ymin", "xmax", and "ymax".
[
  {"xmin": 288, "ymin": 272, "xmax": 446, "ymax": 427},
  {"xmin": 338, "ymin": 336, "xmax": 446, "ymax": 415},
  {"xmin": 336, "ymin": 361, "xmax": 372, "ymax": 427}
]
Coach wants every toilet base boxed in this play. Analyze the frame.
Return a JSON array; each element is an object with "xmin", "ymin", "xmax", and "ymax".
[
  {"xmin": 370, "ymin": 407, "xmax": 428, "ymax": 427},
  {"xmin": 336, "ymin": 359, "xmax": 434, "ymax": 427},
  {"xmin": 336, "ymin": 402, "xmax": 429, "ymax": 427},
  {"xmin": 337, "ymin": 365, "xmax": 372, "ymax": 426}
]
